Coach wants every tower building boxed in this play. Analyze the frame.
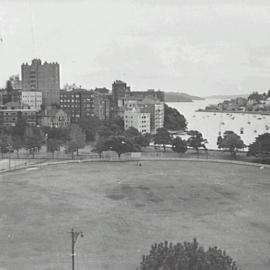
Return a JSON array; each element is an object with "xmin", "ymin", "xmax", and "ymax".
[{"xmin": 21, "ymin": 59, "xmax": 60, "ymax": 108}]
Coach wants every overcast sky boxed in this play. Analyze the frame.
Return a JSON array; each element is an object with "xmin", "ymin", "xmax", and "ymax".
[{"xmin": 1, "ymin": 0, "xmax": 270, "ymax": 95}]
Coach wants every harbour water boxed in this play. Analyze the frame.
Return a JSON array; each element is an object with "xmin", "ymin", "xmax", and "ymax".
[{"xmin": 168, "ymin": 99, "xmax": 270, "ymax": 150}]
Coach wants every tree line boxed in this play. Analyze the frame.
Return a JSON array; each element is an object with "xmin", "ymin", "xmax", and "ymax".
[
  {"xmin": 0, "ymin": 104, "xmax": 188, "ymax": 159},
  {"xmin": 1, "ymin": 106, "xmax": 268, "ymax": 161}
]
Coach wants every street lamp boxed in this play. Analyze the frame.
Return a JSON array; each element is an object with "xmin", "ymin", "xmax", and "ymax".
[{"xmin": 69, "ymin": 228, "xmax": 83, "ymax": 270}]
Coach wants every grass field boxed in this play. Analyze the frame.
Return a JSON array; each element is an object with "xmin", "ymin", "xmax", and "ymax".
[{"xmin": 0, "ymin": 161, "xmax": 269, "ymax": 270}]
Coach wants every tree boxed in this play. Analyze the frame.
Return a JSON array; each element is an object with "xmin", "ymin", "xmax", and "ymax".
[
  {"xmin": 124, "ymin": 127, "xmax": 141, "ymax": 138},
  {"xmin": 266, "ymin": 89, "xmax": 270, "ymax": 99},
  {"xmin": 11, "ymin": 117, "xmax": 27, "ymax": 138},
  {"xmin": 11, "ymin": 135, "xmax": 24, "ymax": 158},
  {"xmin": 77, "ymin": 116, "xmax": 102, "ymax": 142},
  {"xmin": 164, "ymin": 104, "xmax": 187, "ymax": 131},
  {"xmin": 47, "ymin": 138, "xmax": 62, "ymax": 158},
  {"xmin": 97, "ymin": 117, "xmax": 124, "ymax": 139},
  {"xmin": 172, "ymin": 137, "xmax": 187, "ymax": 153},
  {"xmin": 24, "ymin": 127, "xmax": 43, "ymax": 158},
  {"xmin": 154, "ymin": 128, "xmax": 172, "ymax": 151},
  {"xmin": 139, "ymin": 238, "xmax": 241, "ymax": 270},
  {"xmin": 43, "ymin": 126, "xmax": 69, "ymax": 144},
  {"xmin": 0, "ymin": 133, "xmax": 12, "ymax": 157},
  {"xmin": 134, "ymin": 133, "xmax": 151, "ymax": 148},
  {"xmin": 6, "ymin": 79, "xmax": 13, "ymax": 92},
  {"xmin": 105, "ymin": 136, "xmax": 139, "ymax": 158},
  {"xmin": 66, "ymin": 140, "xmax": 78, "ymax": 160},
  {"xmin": 247, "ymin": 133, "xmax": 270, "ymax": 157},
  {"xmin": 124, "ymin": 127, "xmax": 151, "ymax": 148},
  {"xmin": 69, "ymin": 124, "xmax": 86, "ymax": 156},
  {"xmin": 248, "ymin": 91, "xmax": 264, "ymax": 103},
  {"xmin": 187, "ymin": 130, "xmax": 208, "ymax": 154},
  {"xmin": 218, "ymin": 131, "xmax": 245, "ymax": 158},
  {"xmin": 92, "ymin": 137, "xmax": 109, "ymax": 158}
]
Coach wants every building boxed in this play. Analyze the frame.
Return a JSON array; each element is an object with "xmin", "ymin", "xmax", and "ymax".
[
  {"xmin": 125, "ymin": 97, "xmax": 164, "ymax": 133},
  {"xmin": 21, "ymin": 59, "xmax": 60, "ymax": 107},
  {"xmin": 0, "ymin": 88, "xmax": 20, "ymax": 105},
  {"xmin": 111, "ymin": 80, "xmax": 131, "ymax": 117},
  {"xmin": 0, "ymin": 101, "xmax": 37, "ymax": 127},
  {"xmin": 21, "ymin": 91, "xmax": 42, "ymax": 111},
  {"xmin": 60, "ymin": 89, "xmax": 95, "ymax": 122},
  {"xmin": 9, "ymin": 75, "xmax": 22, "ymax": 90},
  {"xmin": 124, "ymin": 108, "xmax": 150, "ymax": 134},
  {"xmin": 93, "ymin": 92, "xmax": 112, "ymax": 120},
  {"xmin": 39, "ymin": 108, "xmax": 70, "ymax": 128},
  {"xmin": 111, "ymin": 81, "xmax": 164, "ymax": 120},
  {"xmin": 94, "ymin": 87, "xmax": 110, "ymax": 94}
]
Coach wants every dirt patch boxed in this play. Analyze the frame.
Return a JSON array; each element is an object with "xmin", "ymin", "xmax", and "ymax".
[{"xmin": 106, "ymin": 184, "xmax": 163, "ymax": 204}]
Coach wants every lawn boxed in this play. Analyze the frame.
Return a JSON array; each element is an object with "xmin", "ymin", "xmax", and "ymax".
[{"xmin": 0, "ymin": 161, "xmax": 269, "ymax": 270}]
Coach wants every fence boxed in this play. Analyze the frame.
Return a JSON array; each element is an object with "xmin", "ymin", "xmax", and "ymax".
[{"xmin": 0, "ymin": 148, "xmax": 264, "ymax": 172}]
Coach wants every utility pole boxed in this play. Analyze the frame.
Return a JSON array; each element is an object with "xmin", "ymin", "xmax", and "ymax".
[{"xmin": 69, "ymin": 228, "xmax": 83, "ymax": 270}]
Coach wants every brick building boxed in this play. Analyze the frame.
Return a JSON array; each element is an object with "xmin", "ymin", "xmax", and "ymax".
[
  {"xmin": 0, "ymin": 102, "xmax": 37, "ymax": 127},
  {"xmin": 60, "ymin": 89, "xmax": 95, "ymax": 122},
  {"xmin": 93, "ymin": 91, "xmax": 112, "ymax": 120},
  {"xmin": 21, "ymin": 59, "xmax": 60, "ymax": 107}
]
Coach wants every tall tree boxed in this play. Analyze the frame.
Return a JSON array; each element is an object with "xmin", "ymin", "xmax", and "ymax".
[
  {"xmin": 248, "ymin": 133, "xmax": 270, "ymax": 157},
  {"xmin": 68, "ymin": 124, "xmax": 86, "ymax": 156},
  {"xmin": 77, "ymin": 116, "xmax": 102, "ymax": 142},
  {"xmin": 124, "ymin": 127, "xmax": 150, "ymax": 148},
  {"xmin": 187, "ymin": 130, "xmax": 208, "ymax": 154},
  {"xmin": 154, "ymin": 128, "xmax": 172, "ymax": 151},
  {"xmin": 11, "ymin": 135, "xmax": 24, "ymax": 158},
  {"xmin": 172, "ymin": 137, "xmax": 187, "ymax": 153},
  {"xmin": 218, "ymin": 131, "xmax": 245, "ymax": 158},
  {"xmin": 43, "ymin": 126, "xmax": 69, "ymax": 144},
  {"xmin": 24, "ymin": 127, "xmax": 43, "ymax": 158},
  {"xmin": 164, "ymin": 104, "xmax": 187, "ymax": 131},
  {"xmin": 92, "ymin": 137, "xmax": 109, "ymax": 158},
  {"xmin": 47, "ymin": 138, "xmax": 62, "ymax": 158},
  {"xmin": 105, "ymin": 136, "xmax": 139, "ymax": 158},
  {"xmin": 0, "ymin": 134, "xmax": 12, "ymax": 157},
  {"xmin": 11, "ymin": 117, "xmax": 27, "ymax": 138}
]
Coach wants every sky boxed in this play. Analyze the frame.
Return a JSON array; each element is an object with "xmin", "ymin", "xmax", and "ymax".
[{"xmin": 1, "ymin": 0, "xmax": 270, "ymax": 96}]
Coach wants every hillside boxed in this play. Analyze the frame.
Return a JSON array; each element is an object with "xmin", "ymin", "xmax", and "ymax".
[
  {"xmin": 165, "ymin": 92, "xmax": 204, "ymax": 102},
  {"xmin": 205, "ymin": 94, "xmax": 249, "ymax": 99}
]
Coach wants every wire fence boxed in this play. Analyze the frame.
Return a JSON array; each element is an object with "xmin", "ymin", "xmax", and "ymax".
[{"xmin": 0, "ymin": 147, "xmax": 263, "ymax": 172}]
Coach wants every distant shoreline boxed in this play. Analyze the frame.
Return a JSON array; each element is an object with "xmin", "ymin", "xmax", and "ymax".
[{"xmin": 196, "ymin": 109, "xmax": 270, "ymax": 115}]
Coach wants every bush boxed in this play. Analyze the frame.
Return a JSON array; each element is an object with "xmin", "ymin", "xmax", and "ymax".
[{"xmin": 140, "ymin": 238, "xmax": 241, "ymax": 270}]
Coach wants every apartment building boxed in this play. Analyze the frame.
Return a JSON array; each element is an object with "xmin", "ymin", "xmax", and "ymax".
[{"xmin": 124, "ymin": 108, "xmax": 150, "ymax": 134}]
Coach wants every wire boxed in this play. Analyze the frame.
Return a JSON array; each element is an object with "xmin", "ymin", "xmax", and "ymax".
[{"xmin": 28, "ymin": 0, "xmax": 36, "ymax": 57}]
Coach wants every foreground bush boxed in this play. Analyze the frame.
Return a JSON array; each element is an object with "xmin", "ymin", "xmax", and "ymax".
[{"xmin": 140, "ymin": 238, "xmax": 241, "ymax": 270}]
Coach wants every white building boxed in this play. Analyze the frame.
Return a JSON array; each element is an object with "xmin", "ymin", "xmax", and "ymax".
[
  {"xmin": 154, "ymin": 103, "xmax": 165, "ymax": 132},
  {"xmin": 21, "ymin": 91, "xmax": 42, "ymax": 110},
  {"xmin": 124, "ymin": 109, "xmax": 150, "ymax": 134},
  {"xmin": 125, "ymin": 97, "xmax": 164, "ymax": 133}
]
